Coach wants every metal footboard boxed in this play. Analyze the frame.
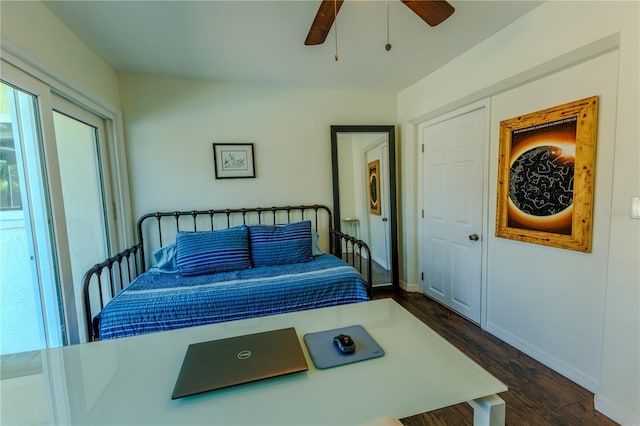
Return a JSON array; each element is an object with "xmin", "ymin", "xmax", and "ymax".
[
  {"xmin": 82, "ymin": 242, "xmax": 143, "ymax": 341},
  {"xmin": 330, "ymin": 229, "xmax": 372, "ymax": 298}
]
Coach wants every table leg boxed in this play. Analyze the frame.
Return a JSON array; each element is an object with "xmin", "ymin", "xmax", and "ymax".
[{"xmin": 467, "ymin": 394, "xmax": 505, "ymax": 426}]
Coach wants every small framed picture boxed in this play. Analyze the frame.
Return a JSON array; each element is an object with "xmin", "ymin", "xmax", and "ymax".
[{"xmin": 212, "ymin": 143, "xmax": 256, "ymax": 179}]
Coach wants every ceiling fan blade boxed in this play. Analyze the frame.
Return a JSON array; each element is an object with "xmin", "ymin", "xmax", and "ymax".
[
  {"xmin": 305, "ymin": 0, "xmax": 345, "ymax": 46},
  {"xmin": 401, "ymin": 0, "xmax": 454, "ymax": 27}
]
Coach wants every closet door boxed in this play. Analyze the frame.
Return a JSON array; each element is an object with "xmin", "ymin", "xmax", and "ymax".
[{"xmin": 420, "ymin": 107, "xmax": 485, "ymax": 323}]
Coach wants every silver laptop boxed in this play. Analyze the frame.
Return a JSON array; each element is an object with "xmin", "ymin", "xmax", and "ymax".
[{"xmin": 172, "ymin": 327, "xmax": 308, "ymax": 399}]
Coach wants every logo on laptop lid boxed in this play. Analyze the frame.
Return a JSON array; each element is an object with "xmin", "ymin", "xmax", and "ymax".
[{"xmin": 237, "ymin": 350, "xmax": 252, "ymax": 360}]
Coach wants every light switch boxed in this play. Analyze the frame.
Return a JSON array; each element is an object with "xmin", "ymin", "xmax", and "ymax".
[{"xmin": 631, "ymin": 196, "xmax": 640, "ymax": 219}]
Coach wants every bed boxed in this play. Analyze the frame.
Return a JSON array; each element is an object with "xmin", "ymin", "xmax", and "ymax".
[{"xmin": 82, "ymin": 205, "xmax": 372, "ymax": 341}]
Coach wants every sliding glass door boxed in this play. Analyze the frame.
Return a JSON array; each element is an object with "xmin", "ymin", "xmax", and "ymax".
[
  {"xmin": 0, "ymin": 80, "xmax": 64, "ymax": 354},
  {"xmin": 1, "ymin": 59, "xmax": 114, "ymax": 353},
  {"xmin": 52, "ymin": 101, "xmax": 111, "ymax": 342}
]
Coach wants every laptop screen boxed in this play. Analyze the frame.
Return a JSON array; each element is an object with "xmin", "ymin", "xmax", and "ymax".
[{"xmin": 172, "ymin": 327, "xmax": 308, "ymax": 399}]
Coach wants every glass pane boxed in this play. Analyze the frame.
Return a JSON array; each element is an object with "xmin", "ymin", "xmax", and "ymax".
[
  {"xmin": 0, "ymin": 121, "xmax": 23, "ymax": 210},
  {"xmin": 53, "ymin": 111, "xmax": 108, "ymax": 341},
  {"xmin": 0, "ymin": 82, "xmax": 64, "ymax": 355}
]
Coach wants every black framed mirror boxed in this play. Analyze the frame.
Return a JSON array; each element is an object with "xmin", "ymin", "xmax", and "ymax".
[{"xmin": 331, "ymin": 125, "xmax": 399, "ymax": 290}]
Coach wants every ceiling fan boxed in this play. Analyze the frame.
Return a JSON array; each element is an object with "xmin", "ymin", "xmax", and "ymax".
[{"xmin": 304, "ymin": 0, "xmax": 455, "ymax": 46}]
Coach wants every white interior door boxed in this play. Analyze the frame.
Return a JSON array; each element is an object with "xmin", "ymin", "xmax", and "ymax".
[
  {"xmin": 420, "ymin": 107, "xmax": 485, "ymax": 323},
  {"xmin": 366, "ymin": 142, "xmax": 390, "ymax": 271}
]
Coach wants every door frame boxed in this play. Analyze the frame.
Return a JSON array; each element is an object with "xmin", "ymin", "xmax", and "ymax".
[{"xmin": 417, "ymin": 99, "xmax": 491, "ymax": 328}]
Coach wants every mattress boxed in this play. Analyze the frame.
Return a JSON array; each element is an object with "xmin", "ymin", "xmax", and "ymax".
[{"xmin": 97, "ymin": 254, "xmax": 369, "ymax": 339}]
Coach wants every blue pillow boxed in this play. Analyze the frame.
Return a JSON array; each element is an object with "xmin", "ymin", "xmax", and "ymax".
[
  {"xmin": 152, "ymin": 243, "xmax": 177, "ymax": 272},
  {"xmin": 249, "ymin": 221, "xmax": 313, "ymax": 267},
  {"xmin": 175, "ymin": 226, "xmax": 251, "ymax": 276}
]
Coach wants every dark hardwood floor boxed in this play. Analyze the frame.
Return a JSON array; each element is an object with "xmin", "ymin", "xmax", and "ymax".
[
  {"xmin": 373, "ymin": 289, "xmax": 616, "ymax": 426},
  {"xmin": 344, "ymin": 253, "xmax": 391, "ymax": 285}
]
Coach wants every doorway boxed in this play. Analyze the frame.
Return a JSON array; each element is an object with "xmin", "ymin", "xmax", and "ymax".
[{"xmin": 419, "ymin": 105, "xmax": 486, "ymax": 323}]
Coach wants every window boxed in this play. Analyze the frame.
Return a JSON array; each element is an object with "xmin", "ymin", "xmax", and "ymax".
[{"xmin": 0, "ymin": 91, "xmax": 22, "ymax": 210}]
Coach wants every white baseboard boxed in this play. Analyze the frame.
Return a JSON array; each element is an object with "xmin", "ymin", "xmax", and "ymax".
[
  {"xmin": 400, "ymin": 280, "xmax": 419, "ymax": 293},
  {"xmin": 485, "ymin": 321, "xmax": 599, "ymax": 393},
  {"xmin": 595, "ymin": 394, "xmax": 640, "ymax": 426}
]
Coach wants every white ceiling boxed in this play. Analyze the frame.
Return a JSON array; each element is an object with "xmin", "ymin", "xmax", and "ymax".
[{"xmin": 43, "ymin": 0, "xmax": 542, "ymax": 92}]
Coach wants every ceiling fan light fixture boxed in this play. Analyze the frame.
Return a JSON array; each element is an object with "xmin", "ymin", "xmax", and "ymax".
[
  {"xmin": 305, "ymin": 0, "xmax": 454, "ymax": 58},
  {"xmin": 334, "ymin": 0, "xmax": 339, "ymax": 61},
  {"xmin": 304, "ymin": 0, "xmax": 344, "ymax": 46},
  {"xmin": 385, "ymin": 0, "xmax": 392, "ymax": 52},
  {"xmin": 400, "ymin": 0, "xmax": 455, "ymax": 27}
]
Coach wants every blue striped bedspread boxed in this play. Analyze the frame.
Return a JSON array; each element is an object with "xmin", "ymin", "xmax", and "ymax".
[{"xmin": 97, "ymin": 254, "xmax": 369, "ymax": 340}]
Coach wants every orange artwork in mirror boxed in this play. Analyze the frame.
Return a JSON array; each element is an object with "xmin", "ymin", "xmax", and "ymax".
[{"xmin": 368, "ymin": 159, "xmax": 381, "ymax": 215}]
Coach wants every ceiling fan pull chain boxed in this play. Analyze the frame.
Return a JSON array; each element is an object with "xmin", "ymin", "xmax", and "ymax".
[
  {"xmin": 385, "ymin": 0, "xmax": 392, "ymax": 51},
  {"xmin": 334, "ymin": 0, "xmax": 339, "ymax": 61}
]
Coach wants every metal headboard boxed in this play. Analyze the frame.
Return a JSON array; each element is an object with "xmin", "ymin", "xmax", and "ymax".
[{"xmin": 136, "ymin": 205, "xmax": 333, "ymax": 271}]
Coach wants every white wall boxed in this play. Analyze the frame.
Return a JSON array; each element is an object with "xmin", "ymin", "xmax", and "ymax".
[
  {"xmin": 118, "ymin": 73, "xmax": 396, "ymax": 218},
  {"xmin": 486, "ymin": 49, "xmax": 616, "ymax": 390},
  {"xmin": 0, "ymin": 1, "xmax": 121, "ymax": 108},
  {"xmin": 337, "ymin": 134, "xmax": 358, "ymax": 221},
  {"xmin": 397, "ymin": 2, "xmax": 639, "ymax": 424}
]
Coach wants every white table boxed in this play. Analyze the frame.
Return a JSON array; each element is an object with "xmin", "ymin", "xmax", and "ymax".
[{"xmin": 1, "ymin": 299, "xmax": 507, "ymax": 425}]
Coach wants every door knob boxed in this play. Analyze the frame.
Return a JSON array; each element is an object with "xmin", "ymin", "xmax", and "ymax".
[
  {"xmin": 382, "ymin": 217, "xmax": 388, "ymax": 222},
  {"xmin": 468, "ymin": 234, "xmax": 480, "ymax": 241}
]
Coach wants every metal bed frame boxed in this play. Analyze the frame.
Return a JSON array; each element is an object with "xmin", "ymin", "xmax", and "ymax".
[{"xmin": 82, "ymin": 204, "xmax": 372, "ymax": 341}]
